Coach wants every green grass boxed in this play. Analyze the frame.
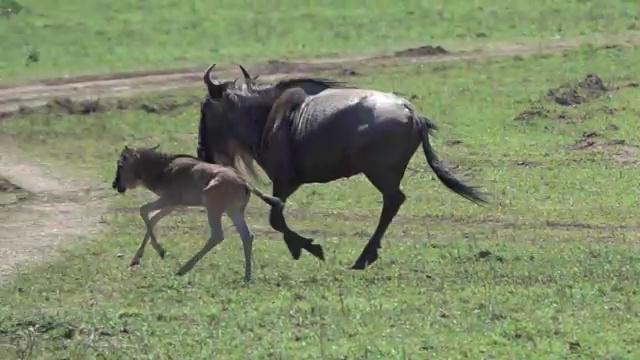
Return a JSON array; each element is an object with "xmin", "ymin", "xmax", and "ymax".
[
  {"xmin": 2, "ymin": 0, "xmax": 640, "ymax": 83},
  {"xmin": 3, "ymin": 45, "xmax": 640, "ymax": 358}
]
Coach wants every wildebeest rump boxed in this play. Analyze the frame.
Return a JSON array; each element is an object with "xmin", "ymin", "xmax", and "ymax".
[{"xmin": 197, "ymin": 64, "xmax": 488, "ymax": 270}]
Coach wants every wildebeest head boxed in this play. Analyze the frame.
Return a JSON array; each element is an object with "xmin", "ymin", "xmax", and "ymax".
[
  {"xmin": 198, "ymin": 62, "xmax": 352, "ymax": 177},
  {"xmin": 112, "ymin": 145, "xmax": 159, "ymax": 194}
]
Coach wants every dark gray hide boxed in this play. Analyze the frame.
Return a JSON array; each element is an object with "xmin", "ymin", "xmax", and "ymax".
[{"xmin": 199, "ymin": 63, "xmax": 487, "ymax": 270}]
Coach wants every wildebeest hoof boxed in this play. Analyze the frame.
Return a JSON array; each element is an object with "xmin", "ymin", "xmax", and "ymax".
[
  {"xmin": 175, "ymin": 270, "xmax": 186, "ymax": 276},
  {"xmin": 350, "ymin": 251, "xmax": 378, "ymax": 270},
  {"xmin": 309, "ymin": 244, "xmax": 325, "ymax": 261},
  {"xmin": 158, "ymin": 249, "xmax": 166, "ymax": 259},
  {"xmin": 129, "ymin": 258, "xmax": 140, "ymax": 267},
  {"xmin": 287, "ymin": 245, "xmax": 302, "ymax": 260}
]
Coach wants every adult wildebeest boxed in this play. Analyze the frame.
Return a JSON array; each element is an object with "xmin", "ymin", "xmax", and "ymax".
[
  {"xmin": 111, "ymin": 144, "xmax": 283, "ymax": 281},
  {"xmin": 197, "ymin": 64, "xmax": 488, "ymax": 270}
]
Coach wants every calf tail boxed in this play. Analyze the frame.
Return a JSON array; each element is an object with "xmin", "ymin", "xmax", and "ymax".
[
  {"xmin": 414, "ymin": 114, "xmax": 488, "ymax": 205},
  {"xmin": 247, "ymin": 184, "xmax": 285, "ymax": 210}
]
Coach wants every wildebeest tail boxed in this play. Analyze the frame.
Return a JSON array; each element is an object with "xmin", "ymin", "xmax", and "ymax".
[
  {"xmin": 422, "ymin": 116, "xmax": 438, "ymax": 134},
  {"xmin": 415, "ymin": 115, "xmax": 488, "ymax": 205}
]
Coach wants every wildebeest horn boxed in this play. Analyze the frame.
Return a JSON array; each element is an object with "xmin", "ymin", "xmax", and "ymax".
[
  {"xmin": 237, "ymin": 64, "xmax": 253, "ymax": 90},
  {"xmin": 203, "ymin": 63, "xmax": 220, "ymax": 98}
]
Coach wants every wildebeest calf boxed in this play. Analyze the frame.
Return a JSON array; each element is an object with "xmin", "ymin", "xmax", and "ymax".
[{"xmin": 111, "ymin": 144, "xmax": 283, "ymax": 281}]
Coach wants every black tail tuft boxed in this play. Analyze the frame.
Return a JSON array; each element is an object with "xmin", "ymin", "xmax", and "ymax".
[
  {"xmin": 252, "ymin": 187, "xmax": 285, "ymax": 210},
  {"xmin": 263, "ymin": 195, "xmax": 285, "ymax": 210},
  {"xmin": 417, "ymin": 116, "xmax": 488, "ymax": 205}
]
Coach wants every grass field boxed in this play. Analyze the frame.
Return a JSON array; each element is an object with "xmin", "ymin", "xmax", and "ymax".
[
  {"xmin": 2, "ymin": 41, "xmax": 640, "ymax": 358},
  {"xmin": 2, "ymin": 0, "xmax": 640, "ymax": 83}
]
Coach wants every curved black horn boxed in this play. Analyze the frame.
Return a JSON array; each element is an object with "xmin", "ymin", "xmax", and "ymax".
[
  {"xmin": 237, "ymin": 64, "xmax": 253, "ymax": 89},
  {"xmin": 203, "ymin": 63, "xmax": 220, "ymax": 98}
]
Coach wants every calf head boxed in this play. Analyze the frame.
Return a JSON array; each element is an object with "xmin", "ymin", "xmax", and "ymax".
[{"xmin": 112, "ymin": 145, "xmax": 142, "ymax": 194}]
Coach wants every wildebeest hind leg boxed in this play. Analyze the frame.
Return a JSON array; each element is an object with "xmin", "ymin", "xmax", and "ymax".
[{"xmin": 351, "ymin": 171, "xmax": 406, "ymax": 270}]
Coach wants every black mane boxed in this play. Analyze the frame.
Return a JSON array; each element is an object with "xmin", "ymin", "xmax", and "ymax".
[{"xmin": 275, "ymin": 77, "xmax": 355, "ymax": 91}]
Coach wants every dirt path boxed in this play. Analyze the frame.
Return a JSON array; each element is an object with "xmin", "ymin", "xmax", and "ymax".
[
  {"xmin": 1, "ymin": 31, "xmax": 639, "ymax": 283},
  {"xmin": 2, "ymin": 31, "xmax": 640, "ymax": 116},
  {"xmin": 0, "ymin": 143, "xmax": 106, "ymax": 283}
]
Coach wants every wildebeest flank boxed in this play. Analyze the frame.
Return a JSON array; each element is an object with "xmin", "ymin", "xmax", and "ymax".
[{"xmin": 197, "ymin": 64, "xmax": 488, "ymax": 270}]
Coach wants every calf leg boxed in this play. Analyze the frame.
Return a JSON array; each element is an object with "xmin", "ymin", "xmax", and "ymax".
[
  {"xmin": 269, "ymin": 182, "xmax": 324, "ymax": 261},
  {"xmin": 132, "ymin": 200, "xmax": 174, "ymax": 266},
  {"xmin": 176, "ymin": 208, "xmax": 224, "ymax": 276},
  {"xmin": 228, "ymin": 211, "xmax": 255, "ymax": 282},
  {"xmin": 351, "ymin": 170, "xmax": 407, "ymax": 270}
]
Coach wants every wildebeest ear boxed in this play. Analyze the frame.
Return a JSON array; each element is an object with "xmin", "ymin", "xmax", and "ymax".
[{"xmin": 150, "ymin": 144, "xmax": 160, "ymax": 151}]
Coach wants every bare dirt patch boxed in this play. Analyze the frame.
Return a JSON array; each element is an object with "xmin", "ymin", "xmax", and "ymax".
[
  {"xmin": 565, "ymin": 131, "xmax": 640, "ymax": 165},
  {"xmin": 0, "ymin": 177, "xmax": 23, "ymax": 193},
  {"xmin": 545, "ymin": 74, "xmax": 609, "ymax": 106},
  {"xmin": 394, "ymin": 45, "xmax": 449, "ymax": 57},
  {"xmin": 545, "ymin": 74, "xmax": 639, "ymax": 108},
  {"xmin": 515, "ymin": 73, "xmax": 640, "ymax": 124},
  {"xmin": 1, "ymin": 93, "xmax": 203, "ymax": 120},
  {"xmin": 0, "ymin": 143, "xmax": 106, "ymax": 283},
  {"xmin": 0, "ymin": 177, "xmax": 31, "ymax": 206}
]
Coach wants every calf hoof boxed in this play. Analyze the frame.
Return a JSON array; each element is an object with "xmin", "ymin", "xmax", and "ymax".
[{"xmin": 158, "ymin": 249, "xmax": 166, "ymax": 259}]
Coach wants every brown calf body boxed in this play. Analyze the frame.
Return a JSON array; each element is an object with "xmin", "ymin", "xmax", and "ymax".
[{"xmin": 112, "ymin": 145, "xmax": 282, "ymax": 281}]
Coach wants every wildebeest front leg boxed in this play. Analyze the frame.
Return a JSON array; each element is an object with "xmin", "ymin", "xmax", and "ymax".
[
  {"xmin": 266, "ymin": 130, "xmax": 324, "ymax": 261},
  {"xmin": 269, "ymin": 182, "xmax": 325, "ymax": 261}
]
